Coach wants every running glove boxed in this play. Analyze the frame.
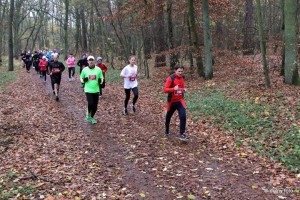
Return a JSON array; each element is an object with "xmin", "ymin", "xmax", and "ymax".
[{"xmin": 83, "ymin": 77, "xmax": 89, "ymax": 83}]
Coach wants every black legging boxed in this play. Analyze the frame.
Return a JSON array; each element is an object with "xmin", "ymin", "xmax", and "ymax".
[
  {"xmin": 165, "ymin": 101, "xmax": 186, "ymax": 134},
  {"xmin": 124, "ymin": 87, "xmax": 138, "ymax": 108},
  {"xmin": 41, "ymin": 71, "xmax": 47, "ymax": 81},
  {"xmin": 68, "ymin": 67, "xmax": 75, "ymax": 78},
  {"xmin": 86, "ymin": 93, "xmax": 99, "ymax": 118},
  {"xmin": 25, "ymin": 61, "xmax": 32, "ymax": 71}
]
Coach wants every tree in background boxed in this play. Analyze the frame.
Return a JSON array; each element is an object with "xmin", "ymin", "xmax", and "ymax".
[
  {"xmin": 256, "ymin": 0, "xmax": 271, "ymax": 88},
  {"xmin": 202, "ymin": 0, "xmax": 213, "ymax": 80},
  {"xmin": 283, "ymin": 0, "xmax": 299, "ymax": 85},
  {"xmin": 8, "ymin": 0, "xmax": 14, "ymax": 71},
  {"xmin": 242, "ymin": 0, "xmax": 255, "ymax": 55},
  {"xmin": 0, "ymin": 0, "xmax": 3, "ymax": 65},
  {"xmin": 154, "ymin": 0, "xmax": 167, "ymax": 67},
  {"xmin": 188, "ymin": 0, "xmax": 204, "ymax": 77}
]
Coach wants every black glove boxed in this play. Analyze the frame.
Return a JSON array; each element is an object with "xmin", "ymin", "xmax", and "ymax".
[{"xmin": 83, "ymin": 77, "xmax": 89, "ymax": 83}]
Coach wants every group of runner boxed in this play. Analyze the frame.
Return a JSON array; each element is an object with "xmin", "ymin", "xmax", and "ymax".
[{"xmin": 20, "ymin": 51, "xmax": 189, "ymax": 141}]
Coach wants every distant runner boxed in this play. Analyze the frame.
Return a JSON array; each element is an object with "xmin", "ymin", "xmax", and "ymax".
[
  {"xmin": 120, "ymin": 55, "xmax": 139, "ymax": 115},
  {"xmin": 39, "ymin": 56, "xmax": 48, "ymax": 83},
  {"xmin": 96, "ymin": 56, "xmax": 108, "ymax": 97},
  {"xmin": 66, "ymin": 53, "xmax": 76, "ymax": 81},
  {"xmin": 48, "ymin": 55, "xmax": 65, "ymax": 101}
]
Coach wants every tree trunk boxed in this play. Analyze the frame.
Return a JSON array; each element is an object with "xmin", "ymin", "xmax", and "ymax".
[
  {"xmin": 167, "ymin": 0, "xmax": 178, "ymax": 71},
  {"xmin": 81, "ymin": 8, "xmax": 88, "ymax": 53},
  {"xmin": 280, "ymin": 0, "xmax": 285, "ymax": 76},
  {"xmin": 187, "ymin": 18, "xmax": 194, "ymax": 74},
  {"xmin": 256, "ymin": 0, "xmax": 271, "ymax": 88},
  {"xmin": 284, "ymin": 0, "xmax": 299, "ymax": 85},
  {"xmin": 154, "ymin": 0, "xmax": 166, "ymax": 67},
  {"xmin": 202, "ymin": 0, "xmax": 213, "ymax": 80},
  {"xmin": 88, "ymin": 7, "xmax": 95, "ymax": 53},
  {"xmin": 242, "ymin": 0, "xmax": 255, "ymax": 55},
  {"xmin": 13, "ymin": 0, "xmax": 23, "ymax": 59},
  {"xmin": 0, "ymin": 0, "xmax": 3, "ymax": 65},
  {"xmin": 64, "ymin": 0, "xmax": 69, "ymax": 60},
  {"xmin": 188, "ymin": 0, "xmax": 204, "ymax": 77},
  {"xmin": 74, "ymin": 7, "xmax": 81, "ymax": 55},
  {"xmin": 8, "ymin": 0, "xmax": 14, "ymax": 71},
  {"xmin": 142, "ymin": 0, "xmax": 152, "ymax": 60}
]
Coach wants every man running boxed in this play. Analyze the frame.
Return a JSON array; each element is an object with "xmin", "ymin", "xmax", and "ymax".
[
  {"xmin": 164, "ymin": 64, "xmax": 189, "ymax": 141},
  {"xmin": 77, "ymin": 54, "xmax": 88, "ymax": 88},
  {"xmin": 48, "ymin": 55, "xmax": 65, "ymax": 101},
  {"xmin": 80, "ymin": 55, "xmax": 103, "ymax": 124}
]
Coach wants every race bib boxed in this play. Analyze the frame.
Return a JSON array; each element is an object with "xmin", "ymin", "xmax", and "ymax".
[
  {"xmin": 52, "ymin": 68, "xmax": 60, "ymax": 73},
  {"xmin": 89, "ymin": 75, "xmax": 96, "ymax": 80},
  {"xmin": 129, "ymin": 76, "xmax": 136, "ymax": 81},
  {"xmin": 174, "ymin": 89, "xmax": 183, "ymax": 96}
]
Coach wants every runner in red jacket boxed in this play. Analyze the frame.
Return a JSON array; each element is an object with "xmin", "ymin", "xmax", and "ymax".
[
  {"xmin": 38, "ymin": 56, "xmax": 48, "ymax": 82},
  {"xmin": 163, "ymin": 64, "xmax": 188, "ymax": 141},
  {"xmin": 96, "ymin": 57, "xmax": 108, "ymax": 97}
]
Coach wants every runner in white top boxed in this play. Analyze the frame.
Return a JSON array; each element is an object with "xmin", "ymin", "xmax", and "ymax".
[{"xmin": 120, "ymin": 55, "xmax": 139, "ymax": 115}]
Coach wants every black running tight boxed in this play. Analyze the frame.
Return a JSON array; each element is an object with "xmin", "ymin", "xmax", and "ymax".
[
  {"xmin": 86, "ymin": 92, "xmax": 99, "ymax": 118},
  {"xmin": 124, "ymin": 87, "xmax": 138, "ymax": 108},
  {"xmin": 41, "ymin": 71, "xmax": 47, "ymax": 81},
  {"xmin": 68, "ymin": 67, "xmax": 75, "ymax": 78}
]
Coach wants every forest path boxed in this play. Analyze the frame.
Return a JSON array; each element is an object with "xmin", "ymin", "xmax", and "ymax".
[{"xmin": 0, "ymin": 66, "xmax": 295, "ymax": 199}]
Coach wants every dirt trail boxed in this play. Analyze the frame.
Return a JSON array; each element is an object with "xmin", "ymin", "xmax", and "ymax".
[{"xmin": 0, "ymin": 69, "xmax": 297, "ymax": 199}]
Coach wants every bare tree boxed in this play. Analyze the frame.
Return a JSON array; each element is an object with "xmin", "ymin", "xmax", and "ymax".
[
  {"xmin": 154, "ymin": 0, "xmax": 166, "ymax": 67},
  {"xmin": 256, "ymin": 0, "xmax": 271, "ymax": 87},
  {"xmin": 8, "ymin": 0, "xmax": 14, "ymax": 71},
  {"xmin": 63, "ymin": 0, "xmax": 69, "ymax": 59},
  {"xmin": 242, "ymin": 0, "xmax": 255, "ymax": 55},
  {"xmin": 283, "ymin": 0, "xmax": 299, "ymax": 85},
  {"xmin": 202, "ymin": 0, "xmax": 213, "ymax": 80},
  {"xmin": 188, "ymin": 0, "xmax": 204, "ymax": 77}
]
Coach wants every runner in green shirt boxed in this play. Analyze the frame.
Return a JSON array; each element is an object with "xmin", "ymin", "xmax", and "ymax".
[{"xmin": 80, "ymin": 55, "xmax": 103, "ymax": 124}]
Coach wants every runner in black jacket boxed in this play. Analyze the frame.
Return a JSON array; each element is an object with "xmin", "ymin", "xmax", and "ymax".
[{"xmin": 48, "ymin": 55, "xmax": 65, "ymax": 101}]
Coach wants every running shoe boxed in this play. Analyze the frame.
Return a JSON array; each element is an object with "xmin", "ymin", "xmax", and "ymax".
[
  {"xmin": 90, "ymin": 118, "xmax": 97, "ymax": 124},
  {"xmin": 178, "ymin": 133, "xmax": 189, "ymax": 141},
  {"xmin": 55, "ymin": 96, "xmax": 59, "ymax": 101},
  {"xmin": 130, "ymin": 103, "xmax": 136, "ymax": 112},
  {"xmin": 85, "ymin": 110, "xmax": 92, "ymax": 122},
  {"xmin": 123, "ymin": 108, "xmax": 128, "ymax": 115},
  {"xmin": 85, "ymin": 115, "xmax": 92, "ymax": 122}
]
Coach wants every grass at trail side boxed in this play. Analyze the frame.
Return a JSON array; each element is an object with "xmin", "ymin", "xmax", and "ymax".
[
  {"xmin": 0, "ymin": 57, "xmax": 19, "ymax": 88},
  {"xmin": 186, "ymin": 88, "xmax": 300, "ymax": 172}
]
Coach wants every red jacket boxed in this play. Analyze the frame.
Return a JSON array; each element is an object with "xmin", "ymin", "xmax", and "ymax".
[
  {"xmin": 97, "ymin": 63, "xmax": 108, "ymax": 78},
  {"xmin": 39, "ymin": 60, "xmax": 48, "ymax": 71},
  {"xmin": 163, "ymin": 73, "xmax": 186, "ymax": 111}
]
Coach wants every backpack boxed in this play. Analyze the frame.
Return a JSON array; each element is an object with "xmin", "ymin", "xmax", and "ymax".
[{"xmin": 167, "ymin": 74, "xmax": 184, "ymax": 102}]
